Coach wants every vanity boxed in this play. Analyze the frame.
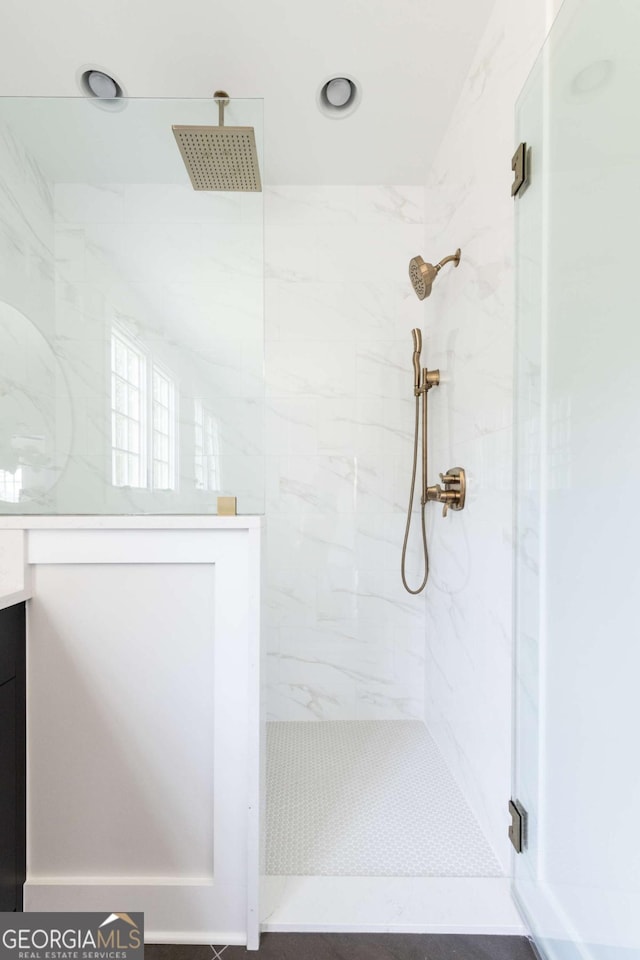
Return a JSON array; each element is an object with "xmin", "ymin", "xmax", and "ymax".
[
  {"xmin": 0, "ymin": 517, "xmax": 264, "ymax": 948},
  {"xmin": 0, "ymin": 600, "xmax": 26, "ymax": 912}
]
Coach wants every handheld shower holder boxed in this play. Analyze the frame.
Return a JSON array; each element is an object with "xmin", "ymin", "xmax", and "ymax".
[{"xmin": 416, "ymin": 367, "xmax": 440, "ymax": 396}]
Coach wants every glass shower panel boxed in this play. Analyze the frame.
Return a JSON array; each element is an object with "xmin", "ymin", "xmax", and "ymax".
[
  {"xmin": 513, "ymin": 0, "xmax": 640, "ymax": 957},
  {"xmin": 0, "ymin": 96, "xmax": 263, "ymax": 514}
]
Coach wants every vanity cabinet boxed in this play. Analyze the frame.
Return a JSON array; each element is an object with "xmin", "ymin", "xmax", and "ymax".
[
  {"xmin": 0, "ymin": 602, "xmax": 26, "ymax": 911},
  {"xmin": 0, "ymin": 518, "xmax": 262, "ymax": 947}
]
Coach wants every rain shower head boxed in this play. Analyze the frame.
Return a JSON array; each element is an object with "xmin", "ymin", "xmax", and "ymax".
[
  {"xmin": 172, "ymin": 91, "xmax": 262, "ymax": 192},
  {"xmin": 409, "ymin": 248, "xmax": 461, "ymax": 300}
]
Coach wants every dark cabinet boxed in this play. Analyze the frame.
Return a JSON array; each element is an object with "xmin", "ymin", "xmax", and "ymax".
[{"xmin": 0, "ymin": 603, "xmax": 26, "ymax": 911}]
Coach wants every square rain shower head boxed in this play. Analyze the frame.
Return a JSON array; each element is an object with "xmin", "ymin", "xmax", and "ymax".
[{"xmin": 172, "ymin": 124, "xmax": 262, "ymax": 192}]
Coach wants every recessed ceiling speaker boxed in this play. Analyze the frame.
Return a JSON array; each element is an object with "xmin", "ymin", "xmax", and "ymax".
[
  {"xmin": 317, "ymin": 74, "xmax": 361, "ymax": 118},
  {"xmin": 77, "ymin": 65, "xmax": 127, "ymax": 111}
]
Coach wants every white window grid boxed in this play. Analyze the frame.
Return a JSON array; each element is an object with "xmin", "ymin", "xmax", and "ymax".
[
  {"xmin": 194, "ymin": 400, "xmax": 221, "ymax": 492},
  {"xmin": 111, "ymin": 330, "xmax": 147, "ymax": 488},
  {"xmin": 111, "ymin": 326, "xmax": 176, "ymax": 491},
  {"xmin": 152, "ymin": 364, "xmax": 176, "ymax": 491},
  {"xmin": 0, "ymin": 467, "xmax": 23, "ymax": 503}
]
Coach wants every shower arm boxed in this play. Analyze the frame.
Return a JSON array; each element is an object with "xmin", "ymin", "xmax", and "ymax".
[
  {"xmin": 434, "ymin": 252, "xmax": 460, "ymax": 273},
  {"xmin": 214, "ymin": 90, "xmax": 230, "ymax": 126}
]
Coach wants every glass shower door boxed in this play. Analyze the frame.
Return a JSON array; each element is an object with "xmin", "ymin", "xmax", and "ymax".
[
  {"xmin": 0, "ymin": 95, "xmax": 264, "ymax": 515},
  {"xmin": 513, "ymin": 0, "xmax": 640, "ymax": 957}
]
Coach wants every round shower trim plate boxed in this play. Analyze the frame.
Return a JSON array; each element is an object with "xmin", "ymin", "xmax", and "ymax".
[
  {"xmin": 316, "ymin": 73, "xmax": 362, "ymax": 119},
  {"xmin": 76, "ymin": 64, "xmax": 127, "ymax": 111}
]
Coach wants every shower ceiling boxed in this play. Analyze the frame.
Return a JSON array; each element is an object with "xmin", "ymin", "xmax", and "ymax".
[{"xmin": 0, "ymin": 0, "xmax": 494, "ymax": 184}]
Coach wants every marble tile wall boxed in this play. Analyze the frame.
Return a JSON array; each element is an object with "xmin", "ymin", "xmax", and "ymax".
[
  {"xmin": 418, "ymin": 0, "xmax": 555, "ymax": 872},
  {"xmin": 0, "ymin": 144, "xmax": 265, "ymax": 513},
  {"xmin": 264, "ymin": 185, "xmax": 430, "ymax": 721},
  {"xmin": 51, "ymin": 183, "xmax": 264, "ymax": 514},
  {"xmin": 0, "ymin": 120, "xmax": 57, "ymax": 507}
]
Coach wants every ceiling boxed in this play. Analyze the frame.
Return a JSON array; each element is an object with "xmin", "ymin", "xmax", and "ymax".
[{"xmin": 0, "ymin": 0, "xmax": 495, "ymax": 184}]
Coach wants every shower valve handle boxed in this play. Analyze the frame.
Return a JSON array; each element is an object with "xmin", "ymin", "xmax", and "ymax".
[
  {"xmin": 441, "ymin": 491, "xmax": 458, "ymax": 517},
  {"xmin": 427, "ymin": 468, "xmax": 467, "ymax": 517}
]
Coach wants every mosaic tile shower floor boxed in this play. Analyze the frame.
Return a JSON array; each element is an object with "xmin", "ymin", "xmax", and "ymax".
[{"xmin": 266, "ymin": 720, "xmax": 502, "ymax": 877}]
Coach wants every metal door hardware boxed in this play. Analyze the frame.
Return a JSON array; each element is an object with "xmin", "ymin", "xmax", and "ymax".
[
  {"xmin": 511, "ymin": 142, "xmax": 529, "ymax": 197},
  {"xmin": 217, "ymin": 496, "xmax": 237, "ymax": 516},
  {"xmin": 508, "ymin": 799, "xmax": 528, "ymax": 853}
]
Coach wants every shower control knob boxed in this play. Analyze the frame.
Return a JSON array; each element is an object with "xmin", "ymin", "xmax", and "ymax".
[
  {"xmin": 435, "ymin": 467, "xmax": 467, "ymax": 517},
  {"xmin": 440, "ymin": 471, "xmax": 460, "ymax": 485}
]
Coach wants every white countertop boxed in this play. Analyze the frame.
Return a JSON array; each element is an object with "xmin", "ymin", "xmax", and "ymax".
[
  {"xmin": 0, "ymin": 588, "xmax": 31, "ymax": 612},
  {"xmin": 0, "ymin": 515, "xmax": 264, "ymax": 530}
]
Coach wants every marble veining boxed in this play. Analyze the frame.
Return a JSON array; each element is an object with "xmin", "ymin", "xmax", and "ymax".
[
  {"xmin": 265, "ymin": 185, "xmax": 427, "ymax": 722},
  {"xmin": 418, "ymin": 0, "xmax": 552, "ymax": 873},
  {"xmin": 0, "ymin": 114, "xmax": 265, "ymax": 516}
]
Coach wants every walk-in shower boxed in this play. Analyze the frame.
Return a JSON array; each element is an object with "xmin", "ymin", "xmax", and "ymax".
[{"xmin": 401, "ymin": 250, "xmax": 466, "ymax": 594}]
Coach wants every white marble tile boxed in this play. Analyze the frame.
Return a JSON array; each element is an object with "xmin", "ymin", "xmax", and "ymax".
[
  {"xmin": 199, "ymin": 223, "xmax": 263, "ymax": 281},
  {"xmin": 54, "ymin": 183, "xmax": 125, "ymax": 224},
  {"xmin": 314, "ymin": 224, "xmax": 425, "ymax": 283},
  {"xmin": 54, "ymin": 227, "xmax": 86, "ymax": 284},
  {"xmin": 357, "ymin": 186, "xmax": 425, "ymax": 225},
  {"xmin": 197, "ymin": 398, "xmax": 264, "ymax": 457},
  {"xmin": 1, "ymin": 141, "xmax": 265, "ymax": 519},
  {"xmin": 124, "ymin": 183, "xmax": 242, "ymax": 224},
  {"xmin": 273, "ymin": 281, "xmax": 359, "ymax": 343},
  {"xmin": 266, "ymin": 186, "xmax": 358, "ymax": 226},
  {"xmin": 418, "ymin": 0, "xmax": 551, "ymax": 873},
  {"xmin": 85, "ymin": 220, "xmax": 203, "ymax": 285},
  {"xmin": 263, "ymin": 185, "xmax": 428, "ymax": 723},
  {"xmin": 316, "ymin": 399, "xmax": 357, "ymax": 454},
  {"xmin": 265, "ymin": 399, "xmax": 317, "ymax": 455},
  {"xmin": 266, "ymin": 340, "xmax": 356, "ymax": 398},
  {"xmin": 269, "ymin": 665, "xmax": 358, "ymax": 721},
  {"xmin": 265, "ymin": 225, "xmax": 319, "ymax": 282},
  {"xmin": 266, "ymin": 567, "xmax": 317, "ymax": 627},
  {"xmin": 356, "ymin": 340, "xmax": 409, "ymax": 399}
]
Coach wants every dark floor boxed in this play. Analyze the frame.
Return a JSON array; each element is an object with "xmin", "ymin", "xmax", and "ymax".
[{"xmin": 147, "ymin": 934, "xmax": 536, "ymax": 960}]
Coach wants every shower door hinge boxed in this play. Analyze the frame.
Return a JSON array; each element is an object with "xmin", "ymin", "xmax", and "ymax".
[
  {"xmin": 511, "ymin": 142, "xmax": 529, "ymax": 197},
  {"xmin": 508, "ymin": 798, "xmax": 528, "ymax": 853}
]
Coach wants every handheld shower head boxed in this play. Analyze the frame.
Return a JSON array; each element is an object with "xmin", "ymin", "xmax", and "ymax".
[
  {"xmin": 412, "ymin": 327, "xmax": 422, "ymax": 394},
  {"xmin": 409, "ymin": 248, "xmax": 461, "ymax": 300}
]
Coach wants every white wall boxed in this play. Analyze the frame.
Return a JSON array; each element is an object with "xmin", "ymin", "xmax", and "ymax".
[
  {"xmin": 264, "ymin": 186, "xmax": 429, "ymax": 721},
  {"xmin": 420, "ymin": 0, "xmax": 558, "ymax": 871}
]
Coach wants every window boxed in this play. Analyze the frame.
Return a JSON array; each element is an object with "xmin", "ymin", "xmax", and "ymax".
[
  {"xmin": 194, "ymin": 400, "xmax": 221, "ymax": 492},
  {"xmin": 111, "ymin": 327, "xmax": 176, "ymax": 490},
  {"xmin": 0, "ymin": 467, "xmax": 22, "ymax": 503},
  {"xmin": 152, "ymin": 366, "xmax": 175, "ymax": 490},
  {"xmin": 111, "ymin": 331, "xmax": 146, "ymax": 488}
]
